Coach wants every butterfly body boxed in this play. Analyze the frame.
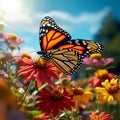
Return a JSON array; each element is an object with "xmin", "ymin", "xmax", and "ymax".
[
  {"xmin": 37, "ymin": 50, "xmax": 53, "ymax": 61},
  {"xmin": 38, "ymin": 16, "xmax": 104, "ymax": 74}
]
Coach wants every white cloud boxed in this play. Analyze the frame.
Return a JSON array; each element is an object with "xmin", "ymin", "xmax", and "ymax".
[
  {"xmin": 0, "ymin": 7, "xmax": 110, "ymax": 34},
  {"xmin": 43, "ymin": 7, "xmax": 110, "ymax": 24}
]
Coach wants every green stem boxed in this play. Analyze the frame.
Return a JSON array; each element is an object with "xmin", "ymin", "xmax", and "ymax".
[
  {"xmin": 38, "ymin": 83, "xmax": 48, "ymax": 92},
  {"xmin": 20, "ymin": 81, "xmax": 33, "ymax": 105}
]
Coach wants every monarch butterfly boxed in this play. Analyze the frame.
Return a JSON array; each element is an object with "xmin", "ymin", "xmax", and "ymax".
[{"xmin": 37, "ymin": 16, "xmax": 103, "ymax": 74}]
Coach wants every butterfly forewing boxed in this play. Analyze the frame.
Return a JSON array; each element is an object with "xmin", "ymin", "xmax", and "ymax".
[{"xmin": 39, "ymin": 16, "xmax": 71, "ymax": 51}]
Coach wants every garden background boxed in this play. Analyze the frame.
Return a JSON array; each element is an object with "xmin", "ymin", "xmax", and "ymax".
[{"xmin": 0, "ymin": 0, "xmax": 120, "ymax": 120}]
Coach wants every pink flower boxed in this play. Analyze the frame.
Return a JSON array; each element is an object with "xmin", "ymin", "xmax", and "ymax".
[
  {"xmin": 2, "ymin": 33, "xmax": 24, "ymax": 50},
  {"xmin": 83, "ymin": 53, "xmax": 114, "ymax": 67},
  {"xmin": 83, "ymin": 57, "xmax": 114, "ymax": 67}
]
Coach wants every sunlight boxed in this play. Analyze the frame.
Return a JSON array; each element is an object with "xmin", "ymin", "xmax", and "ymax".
[{"xmin": 0, "ymin": 0, "xmax": 22, "ymax": 14}]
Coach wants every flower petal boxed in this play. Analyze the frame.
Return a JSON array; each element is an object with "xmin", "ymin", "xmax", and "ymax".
[
  {"xmin": 17, "ymin": 66, "xmax": 34, "ymax": 76},
  {"xmin": 102, "ymin": 58, "xmax": 114, "ymax": 65},
  {"xmin": 23, "ymin": 69, "xmax": 36, "ymax": 83},
  {"xmin": 46, "ymin": 68, "xmax": 59, "ymax": 79},
  {"xmin": 21, "ymin": 57, "xmax": 33, "ymax": 65},
  {"xmin": 95, "ymin": 87, "xmax": 106, "ymax": 93},
  {"xmin": 83, "ymin": 57, "xmax": 92, "ymax": 65},
  {"xmin": 108, "ymin": 95, "xmax": 114, "ymax": 104},
  {"xmin": 115, "ymin": 93, "xmax": 120, "ymax": 100}
]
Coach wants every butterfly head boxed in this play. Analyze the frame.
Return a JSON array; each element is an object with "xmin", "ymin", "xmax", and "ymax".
[{"xmin": 37, "ymin": 51, "xmax": 53, "ymax": 60}]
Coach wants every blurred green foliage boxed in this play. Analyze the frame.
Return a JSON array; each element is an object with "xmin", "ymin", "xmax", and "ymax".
[{"xmin": 94, "ymin": 12, "xmax": 120, "ymax": 75}]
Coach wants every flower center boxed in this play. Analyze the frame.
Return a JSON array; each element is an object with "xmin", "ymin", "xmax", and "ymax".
[
  {"xmin": 90, "ymin": 53, "xmax": 102, "ymax": 60},
  {"xmin": 50, "ymin": 89, "xmax": 64, "ymax": 100},
  {"xmin": 8, "ymin": 33, "xmax": 17, "ymax": 40},
  {"xmin": 73, "ymin": 87, "xmax": 84, "ymax": 95},
  {"xmin": 107, "ymin": 83, "xmax": 119, "ymax": 94},
  {"xmin": 95, "ymin": 69, "xmax": 108, "ymax": 80},
  {"xmin": 33, "ymin": 58, "xmax": 47, "ymax": 69}
]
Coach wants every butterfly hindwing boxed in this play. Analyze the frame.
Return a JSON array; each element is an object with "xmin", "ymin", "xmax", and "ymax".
[
  {"xmin": 47, "ymin": 48, "xmax": 83, "ymax": 74},
  {"xmin": 39, "ymin": 16, "xmax": 71, "ymax": 51}
]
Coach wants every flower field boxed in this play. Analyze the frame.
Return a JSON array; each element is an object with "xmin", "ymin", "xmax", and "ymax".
[{"xmin": 0, "ymin": 23, "xmax": 120, "ymax": 120}]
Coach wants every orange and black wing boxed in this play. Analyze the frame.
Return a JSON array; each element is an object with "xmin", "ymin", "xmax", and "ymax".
[
  {"xmin": 38, "ymin": 16, "xmax": 104, "ymax": 74},
  {"xmin": 39, "ymin": 16, "xmax": 71, "ymax": 51},
  {"xmin": 46, "ymin": 39, "xmax": 104, "ymax": 74},
  {"xmin": 59, "ymin": 39, "xmax": 104, "ymax": 57},
  {"xmin": 47, "ymin": 48, "xmax": 83, "ymax": 74}
]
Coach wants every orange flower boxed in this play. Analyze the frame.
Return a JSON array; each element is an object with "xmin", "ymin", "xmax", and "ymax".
[
  {"xmin": 90, "ymin": 112, "xmax": 112, "ymax": 120},
  {"xmin": 16, "ymin": 57, "xmax": 59, "ymax": 87},
  {"xmin": 67, "ymin": 87, "xmax": 93, "ymax": 108}
]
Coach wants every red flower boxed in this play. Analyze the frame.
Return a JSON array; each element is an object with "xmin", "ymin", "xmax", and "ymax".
[
  {"xmin": 15, "ymin": 57, "xmax": 58, "ymax": 87},
  {"xmin": 35, "ymin": 85, "xmax": 75, "ymax": 117},
  {"xmin": 89, "ymin": 69, "xmax": 116, "ymax": 87},
  {"xmin": 13, "ymin": 53, "xmax": 32, "ymax": 66}
]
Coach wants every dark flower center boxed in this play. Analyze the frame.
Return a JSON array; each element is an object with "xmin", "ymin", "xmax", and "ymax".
[
  {"xmin": 50, "ymin": 89, "xmax": 64, "ymax": 100},
  {"xmin": 107, "ymin": 84, "xmax": 119, "ymax": 94},
  {"xmin": 73, "ymin": 87, "xmax": 84, "ymax": 95},
  {"xmin": 33, "ymin": 58, "xmax": 47, "ymax": 69},
  {"xmin": 95, "ymin": 69, "xmax": 108, "ymax": 80}
]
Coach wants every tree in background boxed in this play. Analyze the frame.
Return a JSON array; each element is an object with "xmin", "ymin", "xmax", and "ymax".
[{"xmin": 94, "ymin": 11, "xmax": 120, "ymax": 75}]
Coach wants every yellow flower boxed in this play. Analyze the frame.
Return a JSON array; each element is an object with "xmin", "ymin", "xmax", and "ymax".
[
  {"xmin": 8, "ymin": 33, "xmax": 17, "ymax": 40},
  {"xmin": 67, "ymin": 87, "xmax": 93, "ymax": 108},
  {"xmin": 95, "ymin": 78, "xmax": 120, "ymax": 104},
  {"xmin": 95, "ymin": 69, "xmax": 108, "ymax": 79},
  {"xmin": 90, "ymin": 53, "xmax": 102, "ymax": 60}
]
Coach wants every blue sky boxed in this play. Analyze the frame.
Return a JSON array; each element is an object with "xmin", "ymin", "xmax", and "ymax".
[{"xmin": 0, "ymin": 0, "xmax": 120, "ymax": 54}]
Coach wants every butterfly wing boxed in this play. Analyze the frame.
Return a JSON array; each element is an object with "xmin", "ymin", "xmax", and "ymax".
[
  {"xmin": 39, "ymin": 16, "xmax": 71, "ymax": 51},
  {"xmin": 59, "ymin": 39, "xmax": 104, "ymax": 57},
  {"xmin": 38, "ymin": 16, "xmax": 104, "ymax": 74},
  {"xmin": 47, "ymin": 48, "xmax": 83, "ymax": 74}
]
